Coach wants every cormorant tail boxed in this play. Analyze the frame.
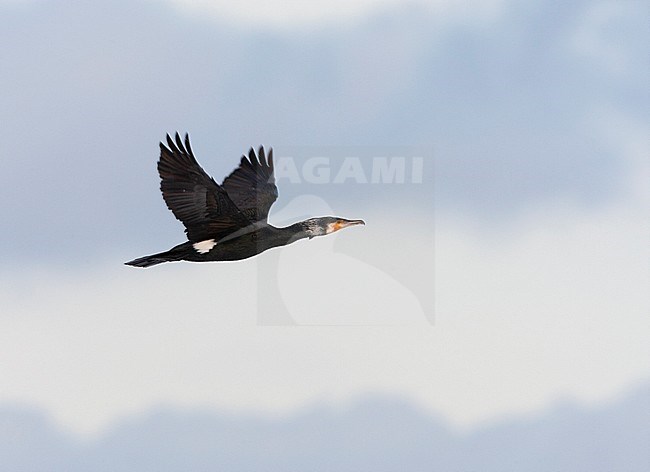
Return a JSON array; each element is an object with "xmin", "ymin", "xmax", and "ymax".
[{"xmin": 125, "ymin": 248, "xmax": 184, "ymax": 268}]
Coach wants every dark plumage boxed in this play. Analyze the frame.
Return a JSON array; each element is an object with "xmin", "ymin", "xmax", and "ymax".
[{"xmin": 125, "ymin": 133, "xmax": 364, "ymax": 268}]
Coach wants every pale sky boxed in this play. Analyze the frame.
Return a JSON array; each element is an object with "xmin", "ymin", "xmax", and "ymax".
[{"xmin": 0, "ymin": 0, "xmax": 648, "ymax": 439}]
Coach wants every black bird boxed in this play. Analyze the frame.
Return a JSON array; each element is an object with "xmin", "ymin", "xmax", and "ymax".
[{"xmin": 125, "ymin": 133, "xmax": 365, "ymax": 268}]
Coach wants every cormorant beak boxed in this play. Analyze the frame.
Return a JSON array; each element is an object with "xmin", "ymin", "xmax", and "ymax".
[{"xmin": 330, "ymin": 218, "xmax": 366, "ymax": 233}]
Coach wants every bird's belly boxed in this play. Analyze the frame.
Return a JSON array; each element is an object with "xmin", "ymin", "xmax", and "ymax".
[{"xmin": 203, "ymin": 237, "xmax": 269, "ymax": 261}]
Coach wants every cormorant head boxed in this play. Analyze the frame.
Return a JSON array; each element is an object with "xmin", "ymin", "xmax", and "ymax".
[{"xmin": 302, "ymin": 217, "xmax": 365, "ymax": 239}]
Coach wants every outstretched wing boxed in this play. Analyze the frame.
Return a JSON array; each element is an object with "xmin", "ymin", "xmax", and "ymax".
[
  {"xmin": 221, "ymin": 146, "xmax": 278, "ymax": 222},
  {"xmin": 157, "ymin": 133, "xmax": 252, "ymax": 242}
]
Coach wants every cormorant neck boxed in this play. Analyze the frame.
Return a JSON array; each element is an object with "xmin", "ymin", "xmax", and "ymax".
[
  {"xmin": 266, "ymin": 221, "xmax": 312, "ymax": 248},
  {"xmin": 286, "ymin": 221, "xmax": 315, "ymax": 241},
  {"xmin": 296, "ymin": 218, "xmax": 329, "ymax": 239},
  {"xmin": 272, "ymin": 219, "xmax": 325, "ymax": 244}
]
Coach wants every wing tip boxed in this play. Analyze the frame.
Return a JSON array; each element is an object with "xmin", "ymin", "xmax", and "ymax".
[
  {"xmin": 244, "ymin": 146, "xmax": 272, "ymax": 168},
  {"xmin": 160, "ymin": 131, "xmax": 194, "ymax": 159}
]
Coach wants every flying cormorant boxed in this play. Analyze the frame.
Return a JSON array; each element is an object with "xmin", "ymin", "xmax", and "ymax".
[{"xmin": 125, "ymin": 133, "xmax": 364, "ymax": 267}]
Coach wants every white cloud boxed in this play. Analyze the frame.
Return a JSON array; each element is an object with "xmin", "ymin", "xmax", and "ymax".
[
  {"xmin": 159, "ymin": 0, "xmax": 506, "ymax": 28},
  {"xmin": 1, "ymin": 186, "xmax": 648, "ymax": 436}
]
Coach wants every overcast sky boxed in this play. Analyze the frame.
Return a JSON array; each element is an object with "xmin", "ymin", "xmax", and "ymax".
[{"xmin": 0, "ymin": 0, "xmax": 648, "ymax": 466}]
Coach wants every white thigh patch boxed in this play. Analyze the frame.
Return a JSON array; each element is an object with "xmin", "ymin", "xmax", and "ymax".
[{"xmin": 193, "ymin": 239, "xmax": 217, "ymax": 254}]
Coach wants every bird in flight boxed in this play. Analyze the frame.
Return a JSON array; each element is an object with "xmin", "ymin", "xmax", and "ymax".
[{"xmin": 125, "ymin": 133, "xmax": 365, "ymax": 267}]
